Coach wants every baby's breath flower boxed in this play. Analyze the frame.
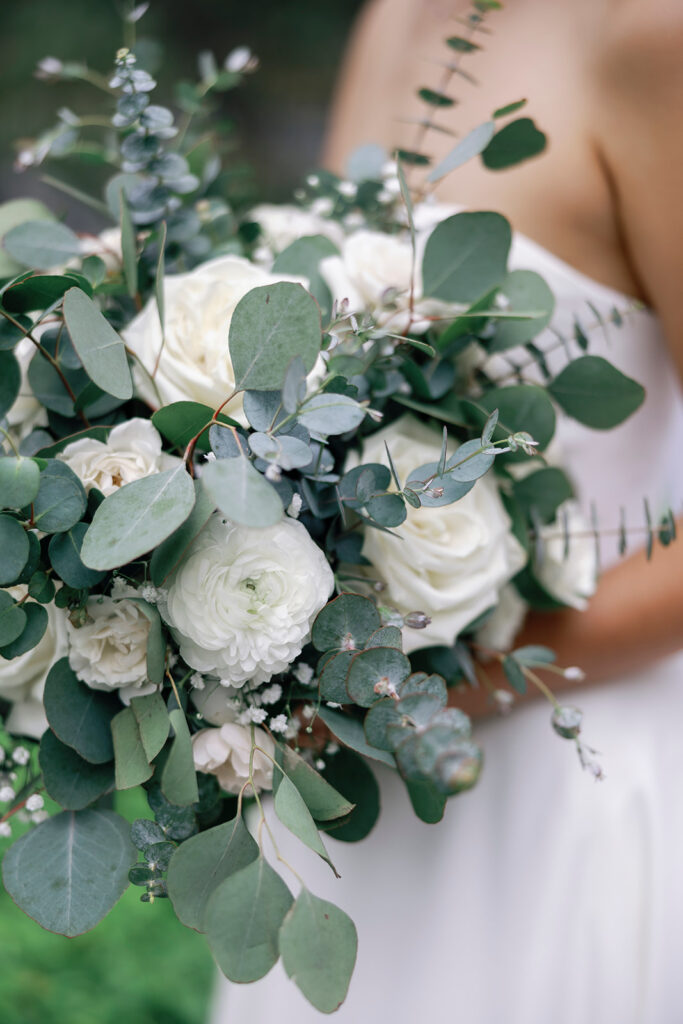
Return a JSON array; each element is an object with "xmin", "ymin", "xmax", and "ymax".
[
  {"xmin": 12, "ymin": 747, "xmax": 30, "ymax": 766},
  {"xmin": 0, "ymin": 822, "xmax": 12, "ymax": 838},
  {"xmin": 269, "ymin": 714, "xmax": 289, "ymax": 735},
  {"xmin": 25, "ymin": 794, "xmax": 44, "ymax": 812},
  {"xmin": 0, "ymin": 786, "xmax": 15, "ymax": 803},
  {"xmin": 293, "ymin": 663, "xmax": 315, "ymax": 686},
  {"xmin": 260, "ymin": 684, "xmax": 282, "ymax": 705},
  {"xmin": 238, "ymin": 707, "xmax": 267, "ymax": 726},
  {"xmin": 190, "ymin": 672, "xmax": 206, "ymax": 690}
]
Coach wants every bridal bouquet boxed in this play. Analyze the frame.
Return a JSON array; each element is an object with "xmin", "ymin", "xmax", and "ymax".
[{"xmin": 0, "ymin": 7, "xmax": 652, "ymax": 1013}]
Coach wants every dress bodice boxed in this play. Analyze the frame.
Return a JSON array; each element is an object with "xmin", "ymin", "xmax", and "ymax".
[{"xmin": 504, "ymin": 232, "xmax": 683, "ymax": 567}]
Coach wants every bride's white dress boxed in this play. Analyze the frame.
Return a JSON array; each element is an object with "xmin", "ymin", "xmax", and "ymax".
[{"xmin": 211, "ymin": 234, "xmax": 683, "ymax": 1024}]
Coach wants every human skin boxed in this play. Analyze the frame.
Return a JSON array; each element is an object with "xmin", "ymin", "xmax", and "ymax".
[{"xmin": 322, "ymin": 0, "xmax": 683, "ymax": 715}]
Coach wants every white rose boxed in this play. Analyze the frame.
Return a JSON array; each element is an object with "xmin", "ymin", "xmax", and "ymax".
[
  {"xmin": 122, "ymin": 255, "xmax": 303, "ymax": 421},
  {"xmin": 162, "ymin": 513, "xmax": 334, "ymax": 686},
  {"xmin": 534, "ymin": 501, "xmax": 597, "ymax": 610},
  {"xmin": 58, "ymin": 418, "xmax": 178, "ymax": 496},
  {"xmin": 192, "ymin": 722, "xmax": 274, "ymax": 795},
  {"xmin": 0, "ymin": 587, "xmax": 68, "ymax": 739},
  {"xmin": 249, "ymin": 203, "xmax": 344, "ymax": 259},
  {"xmin": 474, "ymin": 583, "xmax": 528, "ymax": 653},
  {"xmin": 5, "ymin": 338, "xmax": 49, "ymax": 444},
  {"xmin": 356, "ymin": 417, "xmax": 526, "ymax": 652},
  {"xmin": 320, "ymin": 229, "xmax": 462, "ymax": 334},
  {"xmin": 67, "ymin": 583, "xmax": 156, "ymax": 702}
]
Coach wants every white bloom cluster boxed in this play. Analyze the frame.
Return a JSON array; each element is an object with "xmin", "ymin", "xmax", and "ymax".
[
  {"xmin": 249, "ymin": 203, "xmax": 344, "ymax": 263},
  {"xmin": 192, "ymin": 723, "xmax": 274, "ymax": 795},
  {"xmin": 59, "ymin": 419, "xmax": 178, "ymax": 496},
  {"xmin": 162, "ymin": 513, "xmax": 334, "ymax": 686}
]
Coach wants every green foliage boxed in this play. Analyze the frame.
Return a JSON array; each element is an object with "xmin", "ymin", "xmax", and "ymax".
[
  {"xmin": 0, "ymin": 602, "xmax": 47, "ymax": 659},
  {"xmin": 149, "ymin": 479, "xmax": 215, "ymax": 586},
  {"xmin": 112, "ymin": 707, "xmax": 154, "ymax": 789},
  {"xmin": 272, "ymin": 235, "xmax": 338, "ymax": 318},
  {"xmin": 2, "ymin": 810, "xmax": 136, "ymax": 936},
  {"xmin": 482, "ymin": 116, "xmax": 547, "ymax": 170},
  {"xmin": 422, "ymin": 212, "xmax": 511, "ymax": 302},
  {"xmin": 427, "ymin": 121, "xmax": 496, "ymax": 183},
  {"xmin": 488, "ymin": 270, "xmax": 555, "ymax": 351},
  {"xmin": 48, "ymin": 523, "xmax": 107, "ymax": 588},
  {"xmin": 548, "ymin": 355, "xmax": 646, "ymax": 429},
  {"xmin": 0, "ymin": 456, "xmax": 41, "ymax": 508},
  {"xmin": 0, "ymin": 515, "xmax": 30, "ymax": 584},
  {"xmin": 311, "ymin": 593, "xmax": 381, "ymax": 653},
  {"xmin": 151, "ymin": 401, "xmax": 238, "ymax": 452},
  {"xmin": 202, "ymin": 452, "xmax": 283, "ymax": 527},
  {"xmin": 0, "ymin": 350, "xmax": 21, "ymax": 420},
  {"xmin": 62, "ymin": 288, "xmax": 133, "ymax": 401},
  {"xmin": 273, "ymin": 773, "xmax": 338, "ymax": 874},
  {"xmin": 3, "ymin": 220, "xmax": 81, "ymax": 271},
  {"xmin": 512, "ymin": 467, "xmax": 573, "ymax": 524},
  {"xmin": 0, "ymin": 590, "xmax": 27, "ymax": 646},
  {"xmin": 31, "ymin": 460, "xmax": 87, "ymax": 534},
  {"xmin": 39, "ymin": 729, "xmax": 115, "ymax": 810},
  {"xmin": 161, "ymin": 709, "xmax": 199, "ymax": 807},
  {"xmin": 43, "ymin": 658, "xmax": 118, "ymax": 764},
  {"xmin": 81, "ymin": 464, "xmax": 195, "ymax": 570}
]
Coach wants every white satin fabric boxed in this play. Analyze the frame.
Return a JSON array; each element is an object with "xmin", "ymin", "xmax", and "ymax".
[{"xmin": 211, "ymin": 234, "xmax": 683, "ymax": 1023}]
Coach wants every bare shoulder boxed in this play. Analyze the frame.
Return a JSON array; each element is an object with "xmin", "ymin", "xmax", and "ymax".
[{"xmin": 597, "ymin": 0, "xmax": 683, "ymax": 98}]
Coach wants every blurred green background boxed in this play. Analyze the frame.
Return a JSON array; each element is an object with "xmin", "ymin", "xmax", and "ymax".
[{"xmin": 0, "ymin": 1, "xmax": 363, "ymax": 1021}]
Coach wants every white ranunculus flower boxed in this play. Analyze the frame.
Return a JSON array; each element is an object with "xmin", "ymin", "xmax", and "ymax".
[
  {"xmin": 534, "ymin": 501, "xmax": 597, "ymax": 610},
  {"xmin": 356, "ymin": 417, "xmax": 526, "ymax": 652},
  {"xmin": 320, "ymin": 229, "xmax": 462, "ymax": 335},
  {"xmin": 192, "ymin": 723, "xmax": 274, "ymax": 795},
  {"xmin": 67, "ymin": 582, "xmax": 156, "ymax": 702},
  {"xmin": 162, "ymin": 513, "xmax": 334, "ymax": 686},
  {"xmin": 0, "ymin": 587, "xmax": 68, "ymax": 739},
  {"xmin": 5, "ymin": 338, "xmax": 49, "ymax": 445},
  {"xmin": 122, "ymin": 255, "xmax": 303, "ymax": 421},
  {"xmin": 474, "ymin": 584, "xmax": 528, "ymax": 653},
  {"xmin": 58, "ymin": 418, "xmax": 178, "ymax": 496},
  {"xmin": 249, "ymin": 203, "xmax": 344, "ymax": 260}
]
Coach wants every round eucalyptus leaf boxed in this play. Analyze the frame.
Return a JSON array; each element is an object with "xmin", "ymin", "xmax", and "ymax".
[
  {"xmin": 0, "ymin": 601, "xmax": 47, "ymax": 659},
  {"xmin": 0, "ymin": 314, "xmax": 31, "ymax": 351},
  {"xmin": 0, "ymin": 515, "xmax": 29, "ymax": 584},
  {"xmin": 27, "ymin": 569, "xmax": 55, "ymax": 604},
  {"xmin": 394, "ymin": 691, "xmax": 443, "ymax": 728},
  {"xmin": 32, "ymin": 460, "xmax": 87, "ymax": 534},
  {"xmin": 62, "ymin": 288, "xmax": 133, "ymax": 401},
  {"xmin": 482, "ymin": 117, "xmax": 547, "ymax": 171},
  {"xmin": 434, "ymin": 740, "xmax": 483, "ymax": 795},
  {"xmin": 0, "ymin": 198, "xmax": 56, "ymax": 276},
  {"xmin": 130, "ymin": 819, "xmax": 166, "ymax": 851},
  {"xmin": 319, "ymin": 747, "xmax": 380, "ymax": 843},
  {"xmin": 272, "ymin": 235, "xmax": 338, "ymax": 320},
  {"xmin": 407, "ymin": 461, "xmax": 475, "ymax": 506},
  {"xmin": 39, "ymin": 729, "xmax": 115, "ymax": 810},
  {"xmin": 297, "ymin": 393, "xmax": 365, "ymax": 435},
  {"xmin": 413, "ymin": 720, "xmax": 471, "ymax": 776},
  {"xmin": 422, "ymin": 212, "xmax": 511, "ymax": 302},
  {"xmin": 81, "ymin": 464, "xmax": 195, "ymax": 570},
  {"xmin": 365, "ymin": 625, "xmax": 402, "ymax": 650},
  {"xmin": 488, "ymin": 270, "xmax": 555, "ymax": 351},
  {"xmin": 3, "ymin": 219, "xmax": 81, "ymax": 270},
  {"xmin": 280, "ymin": 889, "xmax": 357, "ymax": 1014},
  {"xmin": 43, "ymin": 658, "xmax": 119, "ymax": 763},
  {"xmin": 229, "ymin": 282, "xmax": 321, "ymax": 392},
  {"xmin": 512, "ymin": 467, "xmax": 573, "ymax": 524},
  {"xmin": 2, "ymin": 809, "xmax": 135, "ymax": 936},
  {"xmin": 242, "ymin": 390, "xmax": 284, "ymax": 432},
  {"xmin": 48, "ymin": 522, "xmax": 107, "ymax": 588},
  {"xmin": 249, "ymin": 431, "xmax": 311, "ymax": 470},
  {"xmin": 477, "ymin": 383, "xmax": 556, "ymax": 457},
  {"xmin": 363, "ymin": 698, "xmax": 402, "ymax": 752},
  {"xmin": 338, "ymin": 464, "xmax": 392, "ymax": 509},
  {"xmin": 364, "ymin": 492, "xmax": 406, "ymax": 527},
  {"xmin": 311, "ymin": 593, "xmax": 381, "ymax": 653},
  {"xmin": 446, "ymin": 439, "xmax": 495, "ymax": 482},
  {"xmin": 167, "ymin": 815, "xmax": 259, "ymax": 931},
  {"xmin": 202, "ymin": 455, "xmax": 283, "ymax": 528},
  {"xmin": 0, "ymin": 456, "xmax": 41, "ymax": 508},
  {"xmin": 346, "ymin": 646, "xmax": 412, "ymax": 708},
  {"xmin": 398, "ymin": 672, "xmax": 448, "ymax": 703},
  {"xmin": 204, "ymin": 856, "xmax": 293, "ymax": 983},
  {"xmin": 15, "ymin": 531, "xmax": 41, "ymax": 586},
  {"xmin": 318, "ymin": 650, "xmax": 354, "ymax": 703},
  {"xmin": 0, "ymin": 350, "xmax": 21, "ymax": 420},
  {"xmin": 548, "ymin": 355, "xmax": 645, "ymax": 429}
]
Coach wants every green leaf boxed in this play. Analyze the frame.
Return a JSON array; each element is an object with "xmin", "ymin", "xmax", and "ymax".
[
  {"xmin": 48, "ymin": 522, "xmax": 107, "ymax": 588},
  {"xmin": 112, "ymin": 706, "xmax": 154, "ymax": 789},
  {"xmin": 482, "ymin": 117, "xmax": 547, "ymax": 170},
  {"xmin": 31, "ymin": 460, "xmax": 87, "ymax": 534},
  {"xmin": 151, "ymin": 401, "xmax": 239, "ymax": 452},
  {"xmin": 130, "ymin": 691, "xmax": 170, "ymax": 761},
  {"xmin": 275, "ymin": 744, "xmax": 354, "ymax": 821},
  {"xmin": 427, "ymin": 121, "xmax": 496, "ymax": 183},
  {"xmin": 445, "ymin": 439, "xmax": 495, "ymax": 482},
  {"xmin": 311, "ymin": 593, "xmax": 381, "ymax": 653},
  {"xmin": 513, "ymin": 644, "xmax": 556, "ymax": 666},
  {"xmin": 272, "ymin": 235, "xmax": 338, "ymax": 320},
  {"xmin": 204, "ymin": 856, "xmax": 293, "ymax": 982},
  {"xmin": 512, "ymin": 467, "xmax": 573, "ymax": 524},
  {"xmin": 229, "ymin": 282, "xmax": 321, "ymax": 391},
  {"xmin": 297, "ymin": 393, "xmax": 367, "ymax": 435},
  {"xmin": 488, "ymin": 270, "xmax": 555, "ymax": 351},
  {"xmin": 364, "ymin": 698, "xmax": 403, "ymax": 752},
  {"xmin": 318, "ymin": 650, "xmax": 353, "ymax": 703},
  {"xmin": 346, "ymin": 646, "xmax": 412, "ymax": 707},
  {"xmin": 119, "ymin": 190, "xmax": 138, "ymax": 299},
  {"xmin": 273, "ymin": 773, "xmax": 338, "ymax": 875},
  {"xmin": 39, "ymin": 729, "xmax": 114, "ymax": 810},
  {"xmin": 317, "ymin": 706, "xmax": 396, "ymax": 769},
  {"xmin": 124, "ymin": 599, "xmax": 165, "ymax": 684},
  {"xmin": 279, "ymin": 889, "xmax": 357, "ymax": 1013},
  {"xmin": 493, "ymin": 98, "xmax": 527, "ymax": 118},
  {"xmin": 405, "ymin": 777, "xmax": 446, "ymax": 823},
  {"xmin": 43, "ymin": 658, "xmax": 119, "ymax": 764},
  {"xmin": 422, "ymin": 212, "xmax": 511, "ymax": 302},
  {"xmin": 81, "ymin": 464, "xmax": 195, "ymax": 570},
  {"xmin": 0, "ymin": 456, "xmax": 41, "ymax": 508},
  {"xmin": 0, "ymin": 198, "xmax": 56, "ymax": 276},
  {"xmin": 446, "ymin": 35, "xmax": 480, "ymax": 53},
  {"xmin": 2, "ymin": 810, "xmax": 136, "ymax": 936},
  {"xmin": 167, "ymin": 816, "xmax": 259, "ymax": 931},
  {"xmin": 0, "ymin": 313, "xmax": 31, "ymax": 350},
  {"xmin": 149, "ymin": 478, "xmax": 214, "ymax": 586},
  {"xmin": 548, "ymin": 355, "xmax": 645, "ymax": 429},
  {"xmin": 475, "ymin": 383, "xmax": 556, "ymax": 455},
  {"xmin": 3, "ymin": 220, "xmax": 81, "ymax": 271},
  {"xmin": 2, "ymin": 274, "xmax": 78, "ymax": 314},
  {"xmin": 62, "ymin": 287, "xmax": 133, "ymax": 401},
  {"xmin": 418, "ymin": 87, "xmax": 455, "ymax": 107},
  {"xmin": 201, "ymin": 454, "xmax": 282, "ymax": 528},
  {"xmin": 0, "ymin": 514, "xmax": 29, "ymax": 585},
  {"xmin": 0, "ymin": 592, "xmax": 27, "ymax": 647},
  {"xmin": 0, "ymin": 602, "xmax": 47, "ymax": 659},
  {"xmin": 0, "ymin": 350, "xmax": 21, "ymax": 420},
  {"xmin": 502, "ymin": 655, "xmax": 527, "ymax": 694},
  {"xmin": 320, "ymin": 748, "xmax": 380, "ymax": 842},
  {"xmin": 161, "ymin": 708, "xmax": 199, "ymax": 807}
]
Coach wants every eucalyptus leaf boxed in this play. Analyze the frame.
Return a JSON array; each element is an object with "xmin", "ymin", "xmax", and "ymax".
[
  {"xmin": 202, "ymin": 455, "xmax": 283, "ymax": 528},
  {"xmin": 43, "ymin": 658, "xmax": 119, "ymax": 764},
  {"xmin": 482, "ymin": 117, "xmax": 547, "ymax": 170},
  {"xmin": 275, "ymin": 744, "xmax": 354, "ymax": 822},
  {"xmin": 279, "ymin": 889, "xmax": 357, "ymax": 1014},
  {"xmin": 346, "ymin": 647, "xmax": 412, "ymax": 708},
  {"xmin": 149, "ymin": 478, "xmax": 215, "ymax": 586},
  {"xmin": 319, "ymin": 748, "xmax": 380, "ymax": 843},
  {"xmin": 151, "ymin": 401, "xmax": 239, "ymax": 452},
  {"xmin": 0, "ymin": 515, "xmax": 30, "ymax": 585},
  {"xmin": 0, "ymin": 602, "xmax": 47, "ymax": 659},
  {"xmin": 62, "ymin": 288, "xmax": 133, "ymax": 401},
  {"xmin": 205, "ymin": 856, "xmax": 293, "ymax": 983},
  {"xmin": 272, "ymin": 236, "xmax": 338, "ymax": 320},
  {"xmin": 0, "ymin": 198, "xmax": 56, "ymax": 276},
  {"xmin": 488, "ymin": 270, "xmax": 555, "ymax": 351},
  {"xmin": 273, "ymin": 773, "xmax": 338, "ymax": 876},
  {"xmin": 111, "ymin": 707, "xmax": 154, "ymax": 789},
  {"xmin": 445, "ymin": 439, "xmax": 495, "ymax": 482},
  {"xmin": 548, "ymin": 355, "xmax": 645, "ymax": 429},
  {"xmin": 81, "ymin": 464, "xmax": 195, "ymax": 570},
  {"xmin": 311, "ymin": 593, "xmax": 381, "ymax": 653},
  {"xmin": 2, "ymin": 810, "xmax": 135, "ymax": 936},
  {"xmin": 0, "ymin": 350, "xmax": 21, "ymax": 421},
  {"xmin": 0, "ymin": 592, "xmax": 27, "ymax": 647},
  {"xmin": 167, "ymin": 815, "xmax": 259, "ymax": 931},
  {"xmin": 3, "ymin": 220, "xmax": 81, "ymax": 271},
  {"xmin": 422, "ymin": 212, "xmax": 511, "ymax": 302},
  {"xmin": 229, "ymin": 282, "xmax": 321, "ymax": 391},
  {"xmin": 161, "ymin": 708, "xmax": 199, "ymax": 807},
  {"xmin": 427, "ymin": 121, "xmax": 496, "ymax": 183},
  {"xmin": 39, "ymin": 729, "xmax": 115, "ymax": 810},
  {"xmin": 31, "ymin": 460, "xmax": 87, "ymax": 534},
  {"xmin": 317, "ymin": 706, "xmax": 396, "ymax": 769},
  {"xmin": 0, "ymin": 456, "xmax": 40, "ymax": 508},
  {"xmin": 297, "ymin": 393, "xmax": 366, "ymax": 435},
  {"xmin": 48, "ymin": 522, "xmax": 107, "ymax": 588},
  {"xmin": 130, "ymin": 691, "xmax": 170, "ymax": 761}
]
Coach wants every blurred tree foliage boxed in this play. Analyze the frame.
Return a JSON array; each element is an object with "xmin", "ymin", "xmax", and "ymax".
[{"xmin": 0, "ymin": 0, "xmax": 363, "ymax": 224}]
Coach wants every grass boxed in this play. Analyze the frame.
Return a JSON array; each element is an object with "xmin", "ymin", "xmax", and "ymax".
[{"xmin": 0, "ymin": 789, "xmax": 216, "ymax": 1024}]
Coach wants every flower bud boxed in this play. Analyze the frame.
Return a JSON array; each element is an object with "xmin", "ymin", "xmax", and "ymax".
[
  {"xmin": 551, "ymin": 705, "xmax": 583, "ymax": 739},
  {"xmin": 403, "ymin": 611, "xmax": 431, "ymax": 630},
  {"xmin": 563, "ymin": 666, "xmax": 586, "ymax": 682}
]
